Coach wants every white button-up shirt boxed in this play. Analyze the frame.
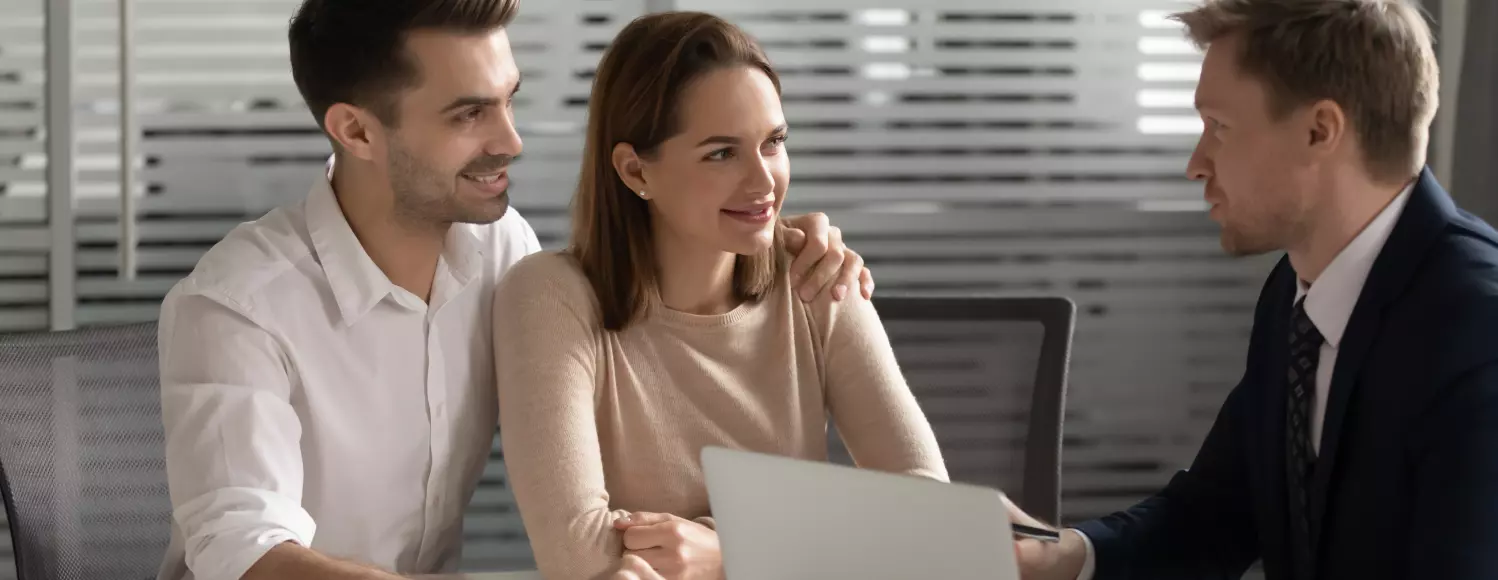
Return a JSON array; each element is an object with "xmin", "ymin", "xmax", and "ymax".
[
  {"xmin": 1294, "ymin": 182, "xmax": 1413, "ymax": 453},
  {"xmin": 155, "ymin": 166, "xmax": 540, "ymax": 580}
]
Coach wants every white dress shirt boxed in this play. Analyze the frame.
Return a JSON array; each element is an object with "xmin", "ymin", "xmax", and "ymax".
[
  {"xmin": 1073, "ymin": 182, "xmax": 1414, "ymax": 579},
  {"xmin": 155, "ymin": 163, "xmax": 541, "ymax": 580}
]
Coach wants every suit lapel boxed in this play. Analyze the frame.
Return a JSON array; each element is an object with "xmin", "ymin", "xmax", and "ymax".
[
  {"xmin": 1308, "ymin": 167, "xmax": 1456, "ymax": 544},
  {"xmin": 1261, "ymin": 260, "xmax": 1297, "ymax": 561}
]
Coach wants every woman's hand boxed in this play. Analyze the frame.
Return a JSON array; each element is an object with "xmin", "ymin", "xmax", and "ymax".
[
  {"xmin": 613, "ymin": 512, "xmax": 724, "ymax": 580},
  {"xmin": 603, "ymin": 554, "xmax": 667, "ymax": 580}
]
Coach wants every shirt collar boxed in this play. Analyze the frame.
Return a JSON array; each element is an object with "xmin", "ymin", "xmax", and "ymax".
[
  {"xmin": 442, "ymin": 222, "xmax": 485, "ymax": 287},
  {"xmin": 307, "ymin": 155, "xmax": 489, "ymax": 323},
  {"xmin": 1294, "ymin": 181, "xmax": 1415, "ymax": 348},
  {"xmin": 308, "ymin": 157, "xmax": 398, "ymax": 324}
]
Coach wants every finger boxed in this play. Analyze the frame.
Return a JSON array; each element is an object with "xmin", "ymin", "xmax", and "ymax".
[
  {"xmin": 797, "ymin": 242, "xmax": 845, "ymax": 302},
  {"xmin": 621, "ymin": 523, "xmax": 678, "ymax": 551},
  {"xmin": 627, "ymin": 547, "xmax": 680, "ymax": 576},
  {"xmin": 859, "ymin": 266, "xmax": 874, "ymax": 299},
  {"xmin": 1002, "ymin": 496, "xmax": 1046, "ymax": 529},
  {"xmin": 786, "ymin": 213, "xmax": 831, "ymax": 284},
  {"xmin": 609, "ymin": 565, "xmax": 643, "ymax": 580},
  {"xmin": 801, "ymin": 226, "xmax": 846, "ymax": 301},
  {"xmin": 832, "ymin": 249, "xmax": 863, "ymax": 302},
  {"xmin": 1014, "ymin": 539, "xmax": 1038, "ymax": 570},
  {"xmin": 614, "ymin": 554, "xmax": 664, "ymax": 580},
  {"xmin": 620, "ymin": 554, "xmax": 653, "ymax": 570},
  {"xmin": 1014, "ymin": 537, "xmax": 1057, "ymax": 574},
  {"xmin": 781, "ymin": 225, "xmax": 807, "ymax": 255},
  {"xmin": 615, "ymin": 511, "xmax": 673, "ymax": 529}
]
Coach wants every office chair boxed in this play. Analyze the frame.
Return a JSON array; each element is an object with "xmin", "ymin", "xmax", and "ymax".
[
  {"xmin": 828, "ymin": 296, "xmax": 1075, "ymax": 523},
  {"xmin": 0, "ymin": 323, "xmax": 170, "ymax": 580}
]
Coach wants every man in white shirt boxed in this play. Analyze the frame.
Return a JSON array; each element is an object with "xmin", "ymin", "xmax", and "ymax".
[
  {"xmin": 155, "ymin": 2, "xmax": 873, "ymax": 579},
  {"xmin": 1009, "ymin": 1, "xmax": 1498, "ymax": 579}
]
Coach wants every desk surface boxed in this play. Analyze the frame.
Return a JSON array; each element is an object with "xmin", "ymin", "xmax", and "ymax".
[{"xmin": 418, "ymin": 572, "xmax": 541, "ymax": 580}]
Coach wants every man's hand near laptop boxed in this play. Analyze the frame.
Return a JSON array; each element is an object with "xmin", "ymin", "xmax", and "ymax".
[{"xmin": 1005, "ymin": 496, "xmax": 1088, "ymax": 580}]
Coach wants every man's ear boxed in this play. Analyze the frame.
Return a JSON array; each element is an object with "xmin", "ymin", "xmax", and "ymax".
[
  {"xmin": 324, "ymin": 103, "xmax": 383, "ymax": 162},
  {"xmin": 1305, "ymin": 98, "xmax": 1348, "ymax": 161}
]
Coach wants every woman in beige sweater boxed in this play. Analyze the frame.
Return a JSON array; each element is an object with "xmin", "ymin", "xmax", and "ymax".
[{"xmin": 492, "ymin": 12, "xmax": 948, "ymax": 580}]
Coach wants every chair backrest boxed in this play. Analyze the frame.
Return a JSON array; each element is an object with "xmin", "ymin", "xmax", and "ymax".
[
  {"xmin": 0, "ymin": 323, "xmax": 171, "ymax": 580},
  {"xmin": 827, "ymin": 296, "xmax": 1074, "ymax": 523}
]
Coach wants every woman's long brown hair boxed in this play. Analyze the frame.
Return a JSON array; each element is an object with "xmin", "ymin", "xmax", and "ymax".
[{"xmin": 570, "ymin": 11, "xmax": 786, "ymax": 331}]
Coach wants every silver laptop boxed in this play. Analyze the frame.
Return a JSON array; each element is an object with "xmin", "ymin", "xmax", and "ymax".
[{"xmin": 702, "ymin": 446, "xmax": 1021, "ymax": 580}]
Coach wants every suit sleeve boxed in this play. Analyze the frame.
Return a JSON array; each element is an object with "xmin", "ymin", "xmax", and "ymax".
[
  {"xmin": 1405, "ymin": 360, "xmax": 1498, "ymax": 579},
  {"xmin": 1073, "ymin": 378, "xmax": 1262, "ymax": 580},
  {"xmin": 1070, "ymin": 261, "xmax": 1302, "ymax": 580}
]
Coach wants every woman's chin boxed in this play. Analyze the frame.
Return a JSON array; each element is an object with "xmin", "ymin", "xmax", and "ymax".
[{"xmin": 724, "ymin": 233, "xmax": 775, "ymax": 256}]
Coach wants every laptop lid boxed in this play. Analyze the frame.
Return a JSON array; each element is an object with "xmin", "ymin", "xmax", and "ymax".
[{"xmin": 702, "ymin": 446, "xmax": 1020, "ymax": 580}]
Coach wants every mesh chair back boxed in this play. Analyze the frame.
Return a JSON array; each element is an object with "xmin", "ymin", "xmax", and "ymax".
[
  {"xmin": 0, "ymin": 323, "xmax": 170, "ymax": 580},
  {"xmin": 828, "ymin": 296, "xmax": 1074, "ymax": 522}
]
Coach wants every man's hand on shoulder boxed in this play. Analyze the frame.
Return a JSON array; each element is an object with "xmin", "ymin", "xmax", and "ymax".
[{"xmin": 780, "ymin": 212, "xmax": 874, "ymax": 303}]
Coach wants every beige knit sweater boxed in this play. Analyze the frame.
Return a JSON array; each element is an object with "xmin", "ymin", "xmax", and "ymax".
[{"xmin": 492, "ymin": 252, "xmax": 948, "ymax": 580}]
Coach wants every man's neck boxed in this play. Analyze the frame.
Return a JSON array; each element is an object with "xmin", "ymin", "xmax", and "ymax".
[
  {"xmin": 1287, "ymin": 173, "xmax": 1410, "ymax": 285},
  {"xmin": 330, "ymin": 165, "xmax": 446, "ymax": 303},
  {"xmin": 652, "ymin": 226, "xmax": 738, "ymax": 316}
]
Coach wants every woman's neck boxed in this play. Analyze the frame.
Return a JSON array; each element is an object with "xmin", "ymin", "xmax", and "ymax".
[{"xmin": 652, "ymin": 225, "xmax": 738, "ymax": 315}]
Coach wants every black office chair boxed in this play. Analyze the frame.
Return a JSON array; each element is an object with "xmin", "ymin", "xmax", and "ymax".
[
  {"xmin": 0, "ymin": 323, "xmax": 171, "ymax": 580},
  {"xmin": 828, "ymin": 296, "xmax": 1074, "ymax": 523}
]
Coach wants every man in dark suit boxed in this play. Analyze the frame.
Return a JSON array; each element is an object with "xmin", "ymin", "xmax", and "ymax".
[{"xmin": 1009, "ymin": 1, "xmax": 1498, "ymax": 579}]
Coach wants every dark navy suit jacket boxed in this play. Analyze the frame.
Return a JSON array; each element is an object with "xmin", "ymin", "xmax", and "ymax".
[{"xmin": 1076, "ymin": 168, "xmax": 1498, "ymax": 579}]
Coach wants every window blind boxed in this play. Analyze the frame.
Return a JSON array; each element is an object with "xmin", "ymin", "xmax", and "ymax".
[{"xmin": 0, "ymin": 0, "xmax": 1274, "ymax": 575}]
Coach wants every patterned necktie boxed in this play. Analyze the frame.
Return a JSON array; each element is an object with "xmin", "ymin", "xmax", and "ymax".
[{"xmin": 1286, "ymin": 299, "xmax": 1322, "ymax": 580}]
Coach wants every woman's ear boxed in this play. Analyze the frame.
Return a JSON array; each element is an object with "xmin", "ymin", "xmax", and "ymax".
[{"xmin": 613, "ymin": 142, "xmax": 651, "ymax": 200}]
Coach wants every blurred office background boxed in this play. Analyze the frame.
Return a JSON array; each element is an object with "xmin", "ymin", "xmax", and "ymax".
[{"xmin": 0, "ymin": 0, "xmax": 1492, "ymax": 575}]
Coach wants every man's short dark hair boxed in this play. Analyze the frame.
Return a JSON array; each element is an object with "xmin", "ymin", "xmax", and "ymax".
[{"xmin": 288, "ymin": 0, "xmax": 520, "ymax": 130}]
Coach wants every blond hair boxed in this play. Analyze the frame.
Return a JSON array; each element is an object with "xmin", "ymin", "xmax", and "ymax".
[{"xmin": 1173, "ymin": 0, "xmax": 1439, "ymax": 183}]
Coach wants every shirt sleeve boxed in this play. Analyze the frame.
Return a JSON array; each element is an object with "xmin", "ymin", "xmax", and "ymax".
[
  {"xmin": 1076, "ymin": 529, "xmax": 1097, "ymax": 580},
  {"xmin": 158, "ymin": 287, "xmax": 317, "ymax": 580},
  {"xmin": 817, "ymin": 294, "xmax": 949, "ymax": 481}
]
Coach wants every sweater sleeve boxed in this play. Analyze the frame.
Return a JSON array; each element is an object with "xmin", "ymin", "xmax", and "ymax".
[
  {"xmin": 492, "ymin": 253, "xmax": 626, "ymax": 580},
  {"xmin": 817, "ymin": 294, "xmax": 949, "ymax": 482}
]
